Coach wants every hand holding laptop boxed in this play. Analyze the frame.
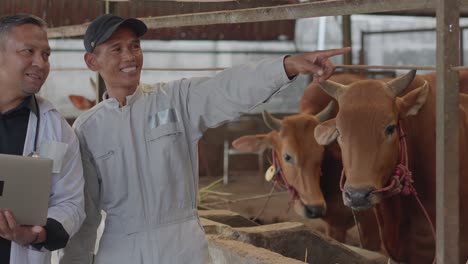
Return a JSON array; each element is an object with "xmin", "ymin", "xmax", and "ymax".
[{"xmin": 0, "ymin": 210, "xmax": 46, "ymax": 245}]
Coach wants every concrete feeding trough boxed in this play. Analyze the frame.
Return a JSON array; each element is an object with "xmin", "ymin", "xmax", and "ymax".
[
  {"xmin": 201, "ymin": 210, "xmax": 387, "ymax": 264},
  {"xmin": 208, "ymin": 235, "xmax": 306, "ymax": 264}
]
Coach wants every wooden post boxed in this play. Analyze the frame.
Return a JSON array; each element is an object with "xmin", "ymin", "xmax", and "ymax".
[
  {"xmin": 97, "ymin": 0, "xmax": 120, "ymax": 102},
  {"xmin": 436, "ymin": 0, "xmax": 460, "ymax": 262}
]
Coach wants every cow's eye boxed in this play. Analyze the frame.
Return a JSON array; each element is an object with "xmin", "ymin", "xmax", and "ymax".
[
  {"xmin": 283, "ymin": 153, "xmax": 293, "ymax": 163},
  {"xmin": 385, "ymin": 124, "xmax": 397, "ymax": 136}
]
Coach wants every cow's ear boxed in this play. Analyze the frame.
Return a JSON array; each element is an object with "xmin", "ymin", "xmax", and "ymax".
[
  {"xmin": 397, "ymin": 81, "xmax": 429, "ymax": 117},
  {"xmin": 314, "ymin": 119, "xmax": 338, "ymax": 145},
  {"xmin": 69, "ymin": 95, "xmax": 96, "ymax": 110},
  {"xmin": 232, "ymin": 133, "xmax": 273, "ymax": 153}
]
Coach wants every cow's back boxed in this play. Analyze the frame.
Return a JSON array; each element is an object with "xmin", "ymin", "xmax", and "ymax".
[{"xmin": 300, "ymin": 74, "xmax": 366, "ymax": 114}]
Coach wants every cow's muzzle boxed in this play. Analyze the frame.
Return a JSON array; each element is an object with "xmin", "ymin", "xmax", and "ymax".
[
  {"xmin": 343, "ymin": 186, "xmax": 376, "ymax": 210},
  {"xmin": 304, "ymin": 204, "xmax": 327, "ymax": 218}
]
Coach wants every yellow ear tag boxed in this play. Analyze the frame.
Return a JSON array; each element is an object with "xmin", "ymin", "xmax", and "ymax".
[{"xmin": 265, "ymin": 165, "xmax": 276, "ymax": 182}]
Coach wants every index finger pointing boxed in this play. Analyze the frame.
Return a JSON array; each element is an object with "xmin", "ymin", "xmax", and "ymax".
[
  {"xmin": 4, "ymin": 211, "xmax": 17, "ymax": 230},
  {"xmin": 316, "ymin": 47, "xmax": 352, "ymax": 58}
]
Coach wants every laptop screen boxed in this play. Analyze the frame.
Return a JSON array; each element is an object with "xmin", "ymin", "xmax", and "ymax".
[{"xmin": 0, "ymin": 154, "xmax": 53, "ymax": 226}]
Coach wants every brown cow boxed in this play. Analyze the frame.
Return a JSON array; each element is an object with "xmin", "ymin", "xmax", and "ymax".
[
  {"xmin": 233, "ymin": 74, "xmax": 382, "ymax": 250},
  {"xmin": 315, "ymin": 70, "xmax": 468, "ymax": 263}
]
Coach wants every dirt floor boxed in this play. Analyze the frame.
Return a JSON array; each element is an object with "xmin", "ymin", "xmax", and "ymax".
[{"xmin": 199, "ymin": 171, "xmax": 363, "ymax": 247}]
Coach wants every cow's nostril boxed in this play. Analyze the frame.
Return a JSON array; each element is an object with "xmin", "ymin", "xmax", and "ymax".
[{"xmin": 304, "ymin": 205, "xmax": 326, "ymax": 218}]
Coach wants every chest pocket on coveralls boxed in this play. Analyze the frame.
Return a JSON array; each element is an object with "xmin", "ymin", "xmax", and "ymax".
[{"xmin": 146, "ymin": 122, "xmax": 182, "ymax": 145}]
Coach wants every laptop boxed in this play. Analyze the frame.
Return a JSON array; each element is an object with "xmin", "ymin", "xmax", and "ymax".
[{"xmin": 0, "ymin": 153, "xmax": 53, "ymax": 226}]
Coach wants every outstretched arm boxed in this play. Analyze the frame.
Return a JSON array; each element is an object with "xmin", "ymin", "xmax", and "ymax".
[{"xmin": 180, "ymin": 47, "xmax": 351, "ymax": 139}]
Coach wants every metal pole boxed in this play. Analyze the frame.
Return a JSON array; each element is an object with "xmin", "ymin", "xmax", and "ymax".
[
  {"xmin": 359, "ymin": 32, "xmax": 366, "ymax": 75},
  {"xmin": 317, "ymin": 16, "xmax": 327, "ymax": 50},
  {"xmin": 342, "ymin": 15, "xmax": 352, "ymax": 73},
  {"xmin": 436, "ymin": 0, "xmax": 460, "ymax": 262}
]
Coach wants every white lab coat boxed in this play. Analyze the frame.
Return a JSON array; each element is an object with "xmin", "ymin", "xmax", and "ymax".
[
  {"xmin": 9, "ymin": 97, "xmax": 85, "ymax": 264},
  {"xmin": 60, "ymin": 57, "xmax": 292, "ymax": 264}
]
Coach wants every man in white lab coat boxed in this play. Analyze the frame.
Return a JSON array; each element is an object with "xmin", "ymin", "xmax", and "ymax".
[
  {"xmin": 60, "ymin": 14, "xmax": 350, "ymax": 264},
  {"xmin": 0, "ymin": 14, "xmax": 85, "ymax": 264}
]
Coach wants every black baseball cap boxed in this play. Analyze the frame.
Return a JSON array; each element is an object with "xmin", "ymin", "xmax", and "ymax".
[{"xmin": 84, "ymin": 14, "xmax": 147, "ymax": 53}]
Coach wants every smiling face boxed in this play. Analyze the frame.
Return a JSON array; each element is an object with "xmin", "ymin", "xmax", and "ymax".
[
  {"xmin": 0, "ymin": 23, "xmax": 51, "ymax": 97},
  {"xmin": 85, "ymin": 26, "xmax": 143, "ymax": 96}
]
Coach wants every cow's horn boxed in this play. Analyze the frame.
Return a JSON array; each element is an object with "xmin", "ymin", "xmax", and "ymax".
[
  {"xmin": 318, "ymin": 80, "xmax": 348, "ymax": 100},
  {"xmin": 262, "ymin": 110, "xmax": 282, "ymax": 131},
  {"xmin": 386, "ymin": 69, "xmax": 417, "ymax": 97},
  {"xmin": 315, "ymin": 101, "xmax": 336, "ymax": 123}
]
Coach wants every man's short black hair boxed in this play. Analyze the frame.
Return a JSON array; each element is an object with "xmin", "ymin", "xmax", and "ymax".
[{"xmin": 0, "ymin": 14, "xmax": 47, "ymax": 38}]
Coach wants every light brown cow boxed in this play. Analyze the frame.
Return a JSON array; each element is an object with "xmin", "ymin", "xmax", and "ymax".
[
  {"xmin": 315, "ymin": 70, "xmax": 468, "ymax": 263},
  {"xmin": 233, "ymin": 74, "xmax": 381, "ymax": 250}
]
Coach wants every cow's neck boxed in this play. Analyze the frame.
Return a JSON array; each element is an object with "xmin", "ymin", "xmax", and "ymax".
[
  {"xmin": 401, "ymin": 88, "xmax": 436, "ymax": 214},
  {"xmin": 375, "ymin": 195, "xmax": 411, "ymax": 261}
]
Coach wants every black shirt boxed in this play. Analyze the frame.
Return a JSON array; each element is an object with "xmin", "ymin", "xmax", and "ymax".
[
  {"xmin": 0, "ymin": 96, "xmax": 33, "ymax": 155},
  {"xmin": 0, "ymin": 96, "xmax": 70, "ymax": 261}
]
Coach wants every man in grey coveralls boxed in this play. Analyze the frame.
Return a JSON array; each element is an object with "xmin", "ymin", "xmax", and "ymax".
[{"xmin": 60, "ymin": 14, "xmax": 350, "ymax": 264}]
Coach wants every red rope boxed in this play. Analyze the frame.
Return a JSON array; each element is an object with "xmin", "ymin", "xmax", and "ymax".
[{"xmin": 271, "ymin": 151, "xmax": 299, "ymax": 202}]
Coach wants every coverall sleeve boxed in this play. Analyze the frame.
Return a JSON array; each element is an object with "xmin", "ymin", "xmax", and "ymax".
[
  {"xmin": 59, "ymin": 129, "xmax": 102, "ymax": 264},
  {"xmin": 179, "ymin": 56, "xmax": 294, "ymax": 139}
]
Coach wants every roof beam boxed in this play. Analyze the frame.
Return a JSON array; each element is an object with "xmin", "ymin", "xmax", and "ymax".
[{"xmin": 47, "ymin": 0, "xmax": 440, "ymax": 38}]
